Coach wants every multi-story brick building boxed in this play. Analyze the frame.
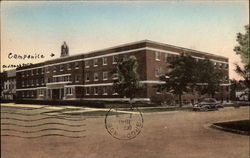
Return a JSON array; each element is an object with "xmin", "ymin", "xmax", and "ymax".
[{"xmin": 16, "ymin": 40, "xmax": 230, "ymax": 103}]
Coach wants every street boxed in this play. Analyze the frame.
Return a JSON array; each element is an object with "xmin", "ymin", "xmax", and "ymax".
[{"xmin": 1, "ymin": 104, "xmax": 249, "ymax": 158}]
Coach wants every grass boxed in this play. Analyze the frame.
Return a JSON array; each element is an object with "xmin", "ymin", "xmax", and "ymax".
[
  {"xmin": 118, "ymin": 106, "xmax": 193, "ymax": 113},
  {"xmin": 214, "ymin": 120, "xmax": 250, "ymax": 135},
  {"xmin": 63, "ymin": 111, "xmax": 125, "ymax": 117}
]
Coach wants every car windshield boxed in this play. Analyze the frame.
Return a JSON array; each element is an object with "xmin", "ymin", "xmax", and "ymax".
[{"xmin": 203, "ymin": 98, "xmax": 216, "ymax": 103}]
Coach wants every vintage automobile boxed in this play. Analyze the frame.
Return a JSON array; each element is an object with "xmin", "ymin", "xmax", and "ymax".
[{"xmin": 193, "ymin": 98, "xmax": 223, "ymax": 111}]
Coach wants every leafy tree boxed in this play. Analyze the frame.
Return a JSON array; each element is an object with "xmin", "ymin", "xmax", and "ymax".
[
  {"xmin": 234, "ymin": 25, "xmax": 249, "ymax": 65},
  {"xmin": 195, "ymin": 58, "xmax": 223, "ymax": 98},
  {"xmin": 234, "ymin": 25, "xmax": 250, "ymax": 100},
  {"xmin": 230, "ymin": 79, "xmax": 246, "ymax": 100},
  {"xmin": 235, "ymin": 64, "xmax": 250, "ymax": 100},
  {"xmin": 159, "ymin": 54, "xmax": 197, "ymax": 107},
  {"xmin": 113, "ymin": 56, "xmax": 142, "ymax": 107}
]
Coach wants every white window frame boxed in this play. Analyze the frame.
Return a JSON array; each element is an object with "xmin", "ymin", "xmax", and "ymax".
[
  {"xmin": 112, "ymin": 72, "xmax": 118, "ymax": 80},
  {"xmin": 60, "ymin": 65, "xmax": 64, "ymax": 71},
  {"xmin": 85, "ymin": 73, "xmax": 90, "ymax": 82},
  {"xmin": 53, "ymin": 66, "xmax": 57, "ymax": 72},
  {"xmin": 102, "ymin": 57, "xmax": 107, "ymax": 65},
  {"xmin": 94, "ymin": 59, "xmax": 98, "ymax": 67},
  {"xmin": 75, "ymin": 75, "xmax": 80, "ymax": 83},
  {"xmin": 94, "ymin": 87, "xmax": 98, "ymax": 95},
  {"xmin": 155, "ymin": 67, "xmax": 161, "ymax": 77},
  {"xmin": 85, "ymin": 60, "xmax": 90, "ymax": 68},
  {"xmin": 112, "ymin": 88, "xmax": 118, "ymax": 95},
  {"xmin": 103, "ymin": 86, "xmax": 108, "ymax": 95},
  {"xmin": 155, "ymin": 52, "xmax": 161, "ymax": 61},
  {"xmin": 94, "ymin": 72, "xmax": 99, "ymax": 81},
  {"xmin": 85, "ymin": 87, "xmax": 90, "ymax": 95},
  {"xmin": 113, "ymin": 55, "xmax": 118, "ymax": 64},
  {"xmin": 66, "ymin": 87, "xmax": 73, "ymax": 95},
  {"xmin": 165, "ymin": 54, "xmax": 168, "ymax": 62},
  {"xmin": 75, "ymin": 62, "xmax": 79, "ymax": 69},
  {"xmin": 103, "ymin": 71, "xmax": 108, "ymax": 80}
]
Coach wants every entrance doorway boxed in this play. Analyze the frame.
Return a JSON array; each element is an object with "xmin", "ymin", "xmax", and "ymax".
[{"xmin": 52, "ymin": 89, "xmax": 60, "ymax": 100}]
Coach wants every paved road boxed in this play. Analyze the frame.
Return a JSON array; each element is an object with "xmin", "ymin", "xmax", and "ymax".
[{"xmin": 1, "ymin": 105, "xmax": 249, "ymax": 158}]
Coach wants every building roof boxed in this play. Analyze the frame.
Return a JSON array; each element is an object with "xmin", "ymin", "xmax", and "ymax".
[{"xmin": 17, "ymin": 40, "xmax": 228, "ymax": 70}]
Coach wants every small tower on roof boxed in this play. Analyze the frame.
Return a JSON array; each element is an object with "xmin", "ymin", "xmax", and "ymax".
[{"xmin": 61, "ymin": 41, "xmax": 69, "ymax": 57}]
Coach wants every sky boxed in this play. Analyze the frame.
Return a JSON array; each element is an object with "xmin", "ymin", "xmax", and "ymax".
[{"xmin": 1, "ymin": 1, "xmax": 249, "ymax": 79}]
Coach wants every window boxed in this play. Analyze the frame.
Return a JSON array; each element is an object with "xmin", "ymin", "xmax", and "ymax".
[
  {"xmin": 41, "ymin": 78, "xmax": 45, "ymax": 85},
  {"xmin": 155, "ymin": 67, "xmax": 162, "ymax": 77},
  {"xmin": 94, "ymin": 72, "xmax": 99, "ymax": 81},
  {"xmin": 66, "ymin": 87, "xmax": 73, "ymax": 95},
  {"xmin": 94, "ymin": 87, "xmax": 98, "ymax": 95},
  {"xmin": 41, "ymin": 68, "xmax": 45, "ymax": 74},
  {"xmin": 85, "ymin": 73, "xmax": 90, "ymax": 82},
  {"xmin": 22, "ymin": 81, "xmax": 24, "ymax": 87},
  {"xmin": 85, "ymin": 87, "xmax": 90, "ymax": 95},
  {"xmin": 38, "ymin": 89, "xmax": 44, "ymax": 96},
  {"xmin": 36, "ymin": 78, "xmax": 39, "ymax": 85},
  {"xmin": 75, "ymin": 75, "xmax": 80, "ymax": 82},
  {"xmin": 75, "ymin": 62, "xmax": 79, "ymax": 69},
  {"xmin": 85, "ymin": 60, "xmax": 90, "ymax": 68},
  {"xmin": 31, "ymin": 70, "xmax": 34, "ymax": 76},
  {"xmin": 31, "ymin": 91, "xmax": 34, "ymax": 97},
  {"xmin": 46, "ymin": 67, "xmax": 50, "ymax": 73},
  {"xmin": 155, "ymin": 52, "xmax": 161, "ymax": 61},
  {"xmin": 103, "ymin": 87, "xmax": 107, "ymax": 95},
  {"xmin": 60, "ymin": 65, "xmax": 64, "ymax": 71},
  {"xmin": 112, "ymin": 87, "xmax": 118, "ymax": 95},
  {"xmin": 103, "ymin": 71, "xmax": 108, "ymax": 80},
  {"xmin": 113, "ymin": 55, "xmax": 118, "ymax": 64},
  {"xmin": 113, "ymin": 72, "xmax": 118, "ymax": 79},
  {"xmin": 67, "ymin": 63, "xmax": 71, "ymax": 70},
  {"xmin": 103, "ymin": 57, "xmax": 107, "ymax": 65},
  {"xmin": 53, "ymin": 66, "xmax": 57, "ymax": 72},
  {"xmin": 94, "ymin": 59, "xmax": 98, "ymax": 67},
  {"xmin": 164, "ymin": 54, "xmax": 168, "ymax": 62}
]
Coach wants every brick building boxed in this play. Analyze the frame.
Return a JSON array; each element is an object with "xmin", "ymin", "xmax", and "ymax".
[
  {"xmin": 16, "ymin": 40, "xmax": 230, "ymax": 103},
  {"xmin": 1, "ymin": 70, "xmax": 16, "ymax": 100}
]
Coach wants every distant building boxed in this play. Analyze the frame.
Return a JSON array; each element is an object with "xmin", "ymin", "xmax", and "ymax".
[
  {"xmin": 15, "ymin": 40, "xmax": 230, "ymax": 103},
  {"xmin": 1, "ymin": 70, "xmax": 16, "ymax": 100},
  {"xmin": 236, "ymin": 88, "xmax": 249, "ymax": 101}
]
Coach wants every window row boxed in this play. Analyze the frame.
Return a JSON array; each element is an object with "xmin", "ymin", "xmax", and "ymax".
[
  {"xmin": 21, "ymin": 68, "xmax": 45, "ymax": 77},
  {"xmin": 21, "ymin": 91, "xmax": 35, "ymax": 97},
  {"xmin": 21, "ymin": 78, "xmax": 45, "ymax": 87},
  {"xmin": 85, "ymin": 71, "xmax": 118, "ymax": 82},
  {"xmin": 84, "ymin": 55, "xmax": 121, "ymax": 68},
  {"xmin": 155, "ymin": 52, "xmax": 229, "ymax": 69},
  {"xmin": 85, "ymin": 86, "xmax": 118, "ymax": 95}
]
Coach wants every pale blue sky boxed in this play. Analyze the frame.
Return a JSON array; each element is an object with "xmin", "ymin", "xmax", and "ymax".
[{"xmin": 1, "ymin": 1, "xmax": 249, "ymax": 79}]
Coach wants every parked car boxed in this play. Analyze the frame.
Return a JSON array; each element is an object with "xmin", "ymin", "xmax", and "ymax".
[{"xmin": 193, "ymin": 98, "xmax": 223, "ymax": 111}]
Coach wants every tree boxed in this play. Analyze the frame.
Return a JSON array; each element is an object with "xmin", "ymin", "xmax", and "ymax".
[
  {"xmin": 234, "ymin": 25, "xmax": 250, "ymax": 101},
  {"xmin": 195, "ymin": 58, "xmax": 223, "ymax": 98},
  {"xmin": 234, "ymin": 25, "xmax": 249, "ymax": 65},
  {"xmin": 113, "ymin": 56, "xmax": 142, "ymax": 107},
  {"xmin": 159, "ymin": 54, "xmax": 197, "ymax": 107}
]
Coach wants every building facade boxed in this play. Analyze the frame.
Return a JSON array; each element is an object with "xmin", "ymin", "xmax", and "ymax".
[
  {"xmin": 1, "ymin": 70, "xmax": 16, "ymax": 100},
  {"xmin": 16, "ymin": 40, "xmax": 230, "ymax": 103}
]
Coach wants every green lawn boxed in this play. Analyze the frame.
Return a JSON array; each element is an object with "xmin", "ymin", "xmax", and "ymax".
[{"xmin": 214, "ymin": 120, "xmax": 250, "ymax": 135}]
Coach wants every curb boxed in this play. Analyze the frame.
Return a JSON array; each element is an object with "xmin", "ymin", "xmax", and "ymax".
[{"xmin": 210, "ymin": 124, "xmax": 249, "ymax": 136}]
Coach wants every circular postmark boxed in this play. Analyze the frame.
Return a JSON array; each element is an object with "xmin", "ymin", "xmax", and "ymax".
[{"xmin": 105, "ymin": 107, "xmax": 143, "ymax": 140}]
